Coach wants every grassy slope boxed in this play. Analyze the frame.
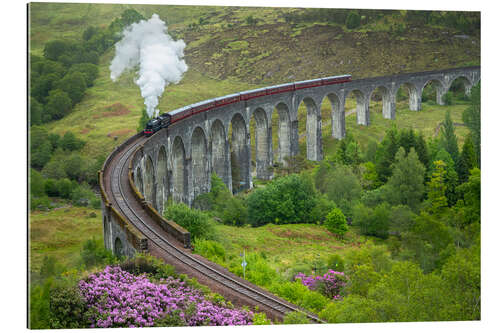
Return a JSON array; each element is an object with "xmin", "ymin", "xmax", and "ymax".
[
  {"xmin": 215, "ymin": 223, "xmax": 368, "ymax": 275},
  {"xmin": 28, "ymin": 3, "xmax": 478, "ymax": 272},
  {"xmin": 29, "ymin": 207, "xmax": 102, "ymax": 272}
]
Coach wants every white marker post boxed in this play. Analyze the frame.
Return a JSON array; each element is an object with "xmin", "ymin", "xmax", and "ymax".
[{"xmin": 241, "ymin": 250, "xmax": 247, "ymax": 280}]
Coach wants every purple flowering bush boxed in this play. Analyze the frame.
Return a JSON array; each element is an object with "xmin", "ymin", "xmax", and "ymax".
[
  {"xmin": 295, "ymin": 270, "xmax": 347, "ymax": 300},
  {"xmin": 78, "ymin": 266, "xmax": 253, "ymax": 328}
]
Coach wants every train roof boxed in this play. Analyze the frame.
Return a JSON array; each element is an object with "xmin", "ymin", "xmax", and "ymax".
[
  {"xmin": 321, "ymin": 74, "xmax": 352, "ymax": 80},
  {"xmin": 214, "ymin": 93, "xmax": 240, "ymax": 101},
  {"xmin": 169, "ymin": 105, "xmax": 191, "ymax": 116},
  {"xmin": 294, "ymin": 78, "xmax": 323, "ymax": 85},
  {"xmin": 190, "ymin": 99, "xmax": 216, "ymax": 108},
  {"xmin": 266, "ymin": 83, "xmax": 294, "ymax": 89},
  {"xmin": 240, "ymin": 87, "xmax": 267, "ymax": 94}
]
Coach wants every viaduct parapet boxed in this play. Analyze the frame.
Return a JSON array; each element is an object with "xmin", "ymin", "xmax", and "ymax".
[{"xmin": 125, "ymin": 66, "xmax": 479, "ymax": 216}]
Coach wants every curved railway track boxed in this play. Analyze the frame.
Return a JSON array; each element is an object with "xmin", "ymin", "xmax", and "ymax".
[{"xmin": 102, "ymin": 132, "xmax": 325, "ymax": 324}]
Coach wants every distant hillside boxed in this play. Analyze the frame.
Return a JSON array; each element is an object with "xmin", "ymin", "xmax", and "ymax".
[{"xmin": 29, "ymin": 3, "xmax": 480, "ymax": 158}]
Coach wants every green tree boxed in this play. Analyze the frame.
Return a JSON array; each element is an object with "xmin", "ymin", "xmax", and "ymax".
[
  {"xmin": 353, "ymin": 203, "xmax": 390, "ymax": 239},
  {"xmin": 462, "ymin": 82, "xmax": 480, "ymax": 166},
  {"xmin": 335, "ymin": 133, "xmax": 362, "ymax": 166},
  {"xmin": 363, "ymin": 140, "xmax": 378, "ymax": 163},
  {"xmin": 319, "ymin": 295, "xmax": 379, "ymax": 323},
  {"xmin": 388, "ymin": 205, "xmax": 416, "ymax": 236},
  {"xmin": 313, "ymin": 159, "xmax": 333, "ymax": 194},
  {"xmin": 68, "ymin": 63, "xmax": 99, "ymax": 87},
  {"xmin": 31, "ymin": 140, "xmax": 52, "ymax": 169},
  {"xmin": 137, "ymin": 108, "xmax": 150, "ymax": 133},
  {"xmin": 60, "ymin": 131, "xmax": 85, "ymax": 151},
  {"xmin": 30, "ymin": 97, "xmax": 43, "ymax": 126},
  {"xmin": 375, "ymin": 126, "xmax": 400, "ymax": 183},
  {"xmin": 414, "ymin": 131, "xmax": 430, "ymax": 169},
  {"xmin": 30, "ymin": 168, "xmax": 46, "ymax": 197},
  {"xmin": 57, "ymin": 72, "xmax": 87, "ymax": 105},
  {"xmin": 163, "ymin": 203, "xmax": 216, "ymax": 241},
  {"xmin": 82, "ymin": 26, "xmax": 99, "ymax": 41},
  {"xmin": 42, "ymin": 158, "xmax": 67, "ymax": 179},
  {"xmin": 322, "ymin": 164, "xmax": 362, "ymax": 219},
  {"xmin": 346, "ymin": 11, "xmax": 361, "ymax": 29},
  {"xmin": 398, "ymin": 128, "xmax": 416, "ymax": 155},
  {"xmin": 440, "ymin": 111, "xmax": 460, "ymax": 164},
  {"xmin": 45, "ymin": 89, "xmax": 72, "ymax": 120},
  {"xmin": 455, "ymin": 168, "xmax": 480, "ymax": 226},
  {"xmin": 247, "ymin": 174, "xmax": 318, "ymax": 226},
  {"xmin": 31, "ymin": 73, "xmax": 62, "ymax": 104},
  {"xmin": 55, "ymin": 178, "xmax": 74, "ymax": 199},
  {"xmin": 120, "ymin": 8, "xmax": 145, "ymax": 27},
  {"xmin": 359, "ymin": 161, "xmax": 380, "ymax": 190},
  {"xmin": 324, "ymin": 208, "xmax": 348, "ymax": 238},
  {"xmin": 432, "ymin": 149, "xmax": 459, "ymax": 206},
  {"xmin": 427, "ymin": 160, "xmax": 448, "ymax": 215},
  {"xmin": 403, "ymin": 212, "xmax": 454, "ymax": 272},
  {"xmin": 456, "ymin": 134, "xmax": 477, "ymax": 183},
  {"xmin": 439, "ymin": 240, "xmax": 480, "ymax": 320},
  {"xmin": 385, "ymin": 147, "xmax": 426, "ymax": 210},
  {"xmin": 43, "ymin": 40, "xmax": 69, "ymax": 61}
]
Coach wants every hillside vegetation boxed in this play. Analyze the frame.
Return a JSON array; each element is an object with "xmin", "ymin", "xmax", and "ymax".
[{"xmin": 29, "ymin": 3, "xmax": 479, "ymax": 160}]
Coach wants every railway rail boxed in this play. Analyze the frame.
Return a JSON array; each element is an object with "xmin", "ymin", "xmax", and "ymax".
[{"xmin": 101, "ymin": 132, "xmax": 325, "ymax": 324}]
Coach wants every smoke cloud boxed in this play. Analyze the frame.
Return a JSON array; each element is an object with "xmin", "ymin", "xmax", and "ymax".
[{"xmin": 110, "ymin": 14, "xmax": 188, "ymax": 118}]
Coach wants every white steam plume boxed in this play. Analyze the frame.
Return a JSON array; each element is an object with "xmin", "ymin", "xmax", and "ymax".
[{"xmin": 110, "ymin": 14, "xmax": 188, "ymax": 118}]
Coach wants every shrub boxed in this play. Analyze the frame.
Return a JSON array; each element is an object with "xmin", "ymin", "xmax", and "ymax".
[
  {"xmin": 80, "ymin": 238, "xmax": 115, "ymax": 269},
  {"xmin": 193, "ymin": 239, "xmax": 226, "ymax": 265},
  {"xmin": 56, "ymin": 178, "xmax": 75, "ymax": 199},
  {"xmin": 44, "ymin": 178, "xmax": 59, "ymax": 197},
  {"xmin": 31, "ymin": 195, "xmax": 52, "ymax": 211},
  {"xmin": 309, "ymin": 194, "xmax": 336, "ymax": 225},
  {"xmin": 29, "ymin": 278, "xmax": 53, "ymax": 328},
  {"xmin": 49, "ymin": 285, "xmax": 90, "ymax": 328},
  {"xmin": 70, "ymin": 182, "xmax": 98, "ymax": 207},
  {"xmin": 326, "ymin": 254, "xmax": 345, "ymax": 272},
  {"xmin": 252, "ymin": 312, "xmax": 271, "ymax": 325},
  {"xmin": 30, "ymin": 168, "xmax": 46, "ymax": 197},
  {"xmin": 247, "ymin": 174, "xmax": 318, "ymax": 226},
  {"xmin": 78, "ymin": 266, "xmax": 253, "ymax": 327},
  {"xmin": 444, "ymin": 91, "xmax": 453, "ymax": 105},
  {"xmin": 324, "ymin": 208, "xmax": 348, "ymax": 237},
  {"xmin": 317, "ymin": 164, "xmax": 362, "ymax": 219},
  {"xmin": 319, "ymin": 295, "xmax": 379, "ymax": 323},
  {"xmin": 346, "ymin": 11, "xmax": 361, "ymax": 29},
  {"xmin": 295, "ymin": 270, "xmax": 347, "ymax": 300},
  {"xmin": 352, "ymin": 203, "xmax": 390, "ymax": 239},
  {"xmin": 270, "ymin": 280, "xmax": 327, "ymax": 313},
  {"xmin": 60, "ymin": 131, "xmax": 85, "ymax": 151},
  {"xmin": 42, "ymin": 158, "xmax": 67, "ymax": 180},
  {"xmin": 282, "ymin": 311, "xmax": 311, "ymax": 324},
  {"xmin": 241, "ymin": 252, "xmax": 280, "ymax": 288},
  {"xmin": 163, "ymin": 203, "xmax": 216, "ymax": 241}
]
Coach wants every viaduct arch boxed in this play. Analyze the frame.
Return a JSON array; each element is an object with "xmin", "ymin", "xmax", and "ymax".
[{"xmin": 128, "ymin": 67, "xmax": 479, "ymax": 209}]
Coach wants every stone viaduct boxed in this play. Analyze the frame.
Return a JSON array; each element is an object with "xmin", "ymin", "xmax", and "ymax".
[{"xmin": 129, "ymin": 66, "xmax": 480, "ymax": 214}]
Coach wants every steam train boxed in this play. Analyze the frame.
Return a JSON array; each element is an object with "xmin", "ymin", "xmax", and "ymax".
[{"xmin": 144, "ymin": 74, "xmax": 352, "ymax": 136}]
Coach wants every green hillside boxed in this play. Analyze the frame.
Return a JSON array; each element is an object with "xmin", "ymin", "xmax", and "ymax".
[{"xmin": 29, "ymin": 3, "xmax": 479, "ymax": 159}]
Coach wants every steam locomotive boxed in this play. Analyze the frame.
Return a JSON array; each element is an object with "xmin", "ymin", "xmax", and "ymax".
[{"xmin": 144, "ymin": 74, "xmax": 351, "ymax": 136}]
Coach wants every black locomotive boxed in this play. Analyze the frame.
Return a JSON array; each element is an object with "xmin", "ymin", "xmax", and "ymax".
[{"xmin": 144, "ymin": 113, "xmax": 171, "ymax": 137}]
